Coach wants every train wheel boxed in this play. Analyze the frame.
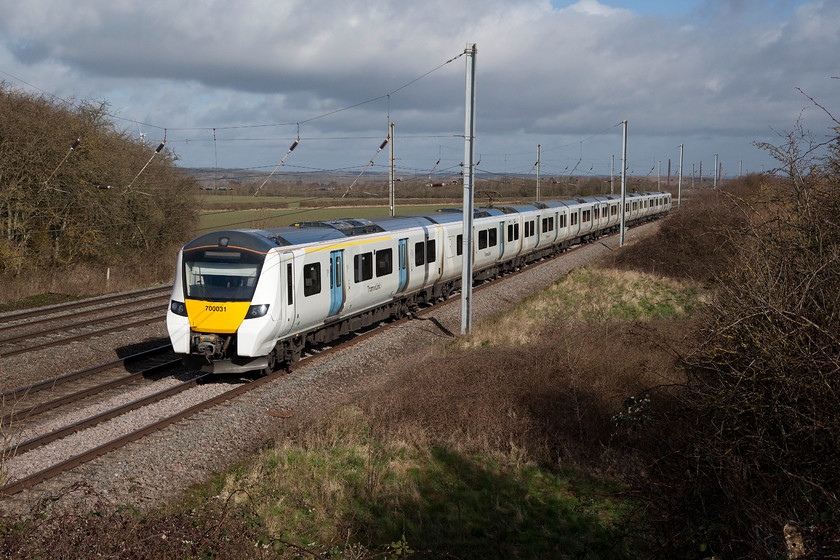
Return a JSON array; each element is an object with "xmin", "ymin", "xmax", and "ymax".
[
  {"xmin": 286, "ymin": 348, "xmax": 301, "ymax": 372},
  {"xmin": 262, "ymin": 349, "xmax": 277, "ymax": 376},
  {"xmin": 284, "ymin": 338, "xmax": 304, "ymax": 372}
]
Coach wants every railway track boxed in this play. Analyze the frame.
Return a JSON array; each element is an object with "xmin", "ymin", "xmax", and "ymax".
[
  {"xmin": 0, "ymin": 286, "xmax": 171, "ymax": 358},
  {"xmin": 0, "ymin": 310, "xmax": 399, "ymax": 497},
  {"xmin": 0, "ymin": 345, "xmax": 179, "ymax": 430}
]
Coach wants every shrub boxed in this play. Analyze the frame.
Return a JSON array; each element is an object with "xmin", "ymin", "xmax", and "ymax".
[{"xmin": 635, "ymin": 108, "xmax": 840, "ymax": 557}]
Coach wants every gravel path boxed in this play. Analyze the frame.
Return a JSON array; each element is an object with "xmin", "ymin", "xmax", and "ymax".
[{"xmin": 0, "ymin": 222, "xmax": 659, "ymax": 515}]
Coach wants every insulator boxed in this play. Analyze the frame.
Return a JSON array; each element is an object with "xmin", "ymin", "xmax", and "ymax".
[
  {"xmin": 289, "ymin": 141, "xmax": 299, "ymax": 152},
  {"xmin": 379, "ymin": 139, "xmax": 389, "ymax": 150},
  {"xmin": 155, "ymin": 143, "xmax": 165, "ymax": 153},
  {"xmin": 71, "ymin": 138, "xmax": 81, "ymax": 149}
]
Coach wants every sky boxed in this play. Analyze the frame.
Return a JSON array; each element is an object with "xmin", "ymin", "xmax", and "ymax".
[{"xmin": 1, "ymin": 0, "xmax": 837, "ymax": 183}]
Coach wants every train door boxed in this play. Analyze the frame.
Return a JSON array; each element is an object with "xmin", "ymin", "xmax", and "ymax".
[
  {"xmin": 279, "ymin": 254, "xmax": 296, "ymax": 336},
  {"xmin": 419, "ymin": 233, "xmax": 431, "ymax": 286},
  {"xmin": 328, "ymin": 250, "xmax": 344, "ymax": 316},
  {"xmin": 534, "ymin": 214, "xmax": 541, "ymax": 248},
  {"xmin": 499, "ymin": 221, "xmax": 505, "ymax": 258},
  {"xmin": 397, "ymin": 238, "xmax": 408, "ymax": 293}
]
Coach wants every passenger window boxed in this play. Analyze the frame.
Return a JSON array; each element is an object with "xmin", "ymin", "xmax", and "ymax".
[
  {"xmin": 456, "ymin": 234, "xmax": 463, "ymax": 256},
  {"xmin": 426, "ymin": 240, "xmax": 436, "ymax": 263},
  {"xmin": 507, "ymin": 224, "xmax": 514, "ymax": 242},
  {"xmin": 287, "ymin": 263, "xmax": 293, "ymax": 305},
  {"xmin": 488, "ymin": 228, "xmax": 497, "ymax": 247},
  {"xmin": 543, "ymin": 217, "xmax": 553, "ymax": 232},
  {"xmin": 514, "ymin": 223, "xmax": 519, "ymax": 240},
  {"xmin": 415, "ymin": 242, "xmax": 425, "ymax": 266},
  {"xmin": 303, "ymin": 263, "xmax": 321, "ymax": 297},
  {"xmin": 354, "ymin": 252, "xmax": 373, "ymax": 282},
  {"xmin": 479, "ymin": 230, "xmax": 488, "ymax": 250},
  {"xmin": 375, "ymin": 249, "xmax": 392, "ymax": 277}
]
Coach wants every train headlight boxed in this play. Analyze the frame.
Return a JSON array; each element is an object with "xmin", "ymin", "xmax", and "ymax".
[
  {"xmin": 170, "ymin": 300, "xmax": 188, "ymax": 317},
  {"xmin": 245, "ymin": 304, "xmax": 270, "ymax": 319}
]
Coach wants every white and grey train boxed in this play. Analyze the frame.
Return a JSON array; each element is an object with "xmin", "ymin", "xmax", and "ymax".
[{"xmin": 166, "ymin": 191, "xmax": 671, "ymax": 373}]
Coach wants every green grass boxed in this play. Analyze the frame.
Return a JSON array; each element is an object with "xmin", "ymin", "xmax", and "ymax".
[
  {"xmin": 198, "ymin": 203, "xmax": 459, "ymax": 231},
  {"xmin": 548, "ymin": 267, "xmax": 703, "ymax": 322},
  {"xmin": 462, "ymin": 266, "xmax": 704, "ymax": 349},
  {"xmin": 194, "ymin": 406, "xmax": 642, "ymax": 559}
]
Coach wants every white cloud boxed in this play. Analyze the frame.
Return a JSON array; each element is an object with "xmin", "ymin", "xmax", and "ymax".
[{"xmin": 563, "ymin": 0, "xmax": 631, "ymax": 16}]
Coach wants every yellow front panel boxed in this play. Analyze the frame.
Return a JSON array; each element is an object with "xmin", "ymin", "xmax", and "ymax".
[{"xmin": 186, "ymin": 300, "xmax": 251, "ymax": 334}]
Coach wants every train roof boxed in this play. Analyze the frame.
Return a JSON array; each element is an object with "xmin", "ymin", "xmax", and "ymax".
[
  {"xmin": 423, "ymin": 212, "xmax": 465, "ymax": 224},
  {"xmin": 535, "ymin": 200, "xmax": 574, "ymax": 210},
  {"xmin": 182, "ymin": 229, "xmax": 294, "ymax": 253},
  {"xmin": 182, "ymin": 192, "xmax": 672, "ymax": 253},
  {"xmin": 368, "ymin": 215, "xmax": 436, "ymax": 231},
  {"xmin": 476, "ymin": 207, "xmax": 507, "ymax": 217},
  {"xmin": 494, "ymin": 205, "xmax": 540, "ymax": 214}
]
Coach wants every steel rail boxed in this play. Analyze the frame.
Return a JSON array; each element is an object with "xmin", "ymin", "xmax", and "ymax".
[
  {"xmin": 0, "ymin": 345, "xmax": 172, "ymax": 401},
  {"xmin": 0, "ymin": 304, "xmax": 168, "ymax": 346},
  {"xmin": 0, "ymin": 286, "xmax": 172, "ymax": 324},
  {"xmin": 1, "ymin": 358, "xmax": 180, "ymax": 428},
  {"xmin": 0, "ymin": 295, "xmax": 170, "ymax": 335},
  {"xmin": 0, "ymin": 316, "xmax": 165, "ymax": 359},
  {"xmin": 5, "ymin": 364, "xmax": 193, "ymax": 456},
  {"xmin": 0, "ymin": 372, "xmax": 270, "ymax": 498}
]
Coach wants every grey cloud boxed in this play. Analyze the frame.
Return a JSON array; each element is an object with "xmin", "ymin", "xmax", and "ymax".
[{"xmin": 0, "ymin": 0, "xmax": 836, "ymax": 173}]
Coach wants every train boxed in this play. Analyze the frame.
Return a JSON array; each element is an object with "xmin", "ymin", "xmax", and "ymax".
[{"xmin": 166, "ymin": 191, "xmax": 672, "ymax": 374}]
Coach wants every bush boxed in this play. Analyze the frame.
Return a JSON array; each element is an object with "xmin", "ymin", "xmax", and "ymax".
[
  {"xmin": 633, "ymin": 110, "xmax": 840, "ymax": 557},
  {"xmin": 0, "ymin": 84, "xmax": 198, "ymax": 277}
]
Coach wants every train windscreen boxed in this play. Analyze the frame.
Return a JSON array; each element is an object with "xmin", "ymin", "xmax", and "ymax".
[{"xmin": 183, "ymin": 249, "xmax": 264, "ymax": 302}]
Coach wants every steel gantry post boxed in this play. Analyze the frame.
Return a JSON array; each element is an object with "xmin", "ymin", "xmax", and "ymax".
[
  {"xmin": 461, "ymin": 43, "xmax": 477, "ymax": 335},
  {"xmin": 619, "ymin": 120, "xmax": 628, "ymax": 247}
]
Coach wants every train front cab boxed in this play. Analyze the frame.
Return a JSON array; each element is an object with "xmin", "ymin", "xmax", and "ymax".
[{"xmin": 167, "ymin": 230, "xmax": 286, "ymax": 374}]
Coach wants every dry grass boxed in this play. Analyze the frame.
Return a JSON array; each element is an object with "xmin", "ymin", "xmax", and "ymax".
[
  {"xmin": 0, "ymin": 245, "xmax": 180, "ymax": 308},
  {"xmin": 365, "ymin": 317, "xmax": 692, "ymax": 469}
]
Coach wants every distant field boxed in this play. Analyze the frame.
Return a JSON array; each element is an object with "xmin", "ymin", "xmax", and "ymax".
[
  {"xmin": 197, "ymin": 194, "xmax": 370, "ymax": 207},
  {"xmin": 197, "ymin": 203, "xmax": 460, "ymax": 232},
  {"xmin": 198, "ymin": 194, "xmax": 307, "ymax": 205}
]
